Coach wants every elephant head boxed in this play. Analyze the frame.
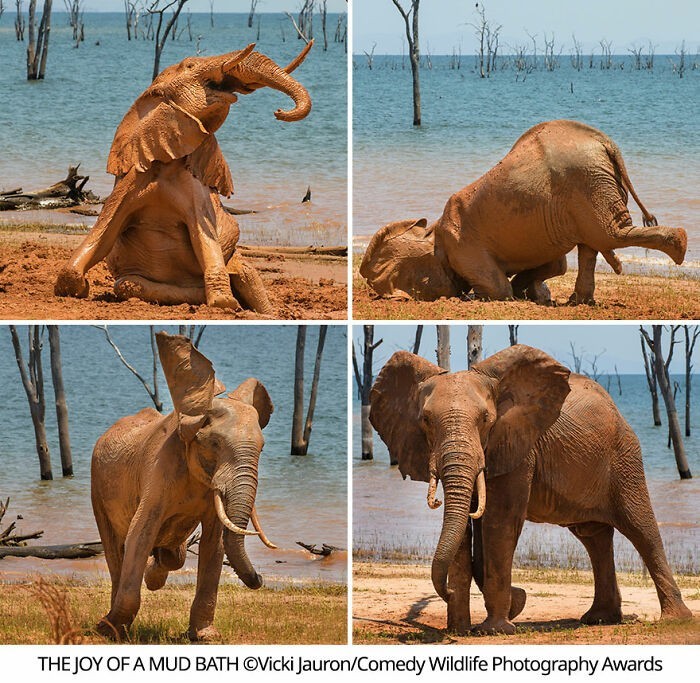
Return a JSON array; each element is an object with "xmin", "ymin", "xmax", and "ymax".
[
  {"xmin": 369, "ymin": 345, "xmax": 570, "ymax": 603},
  {"xmin": 156, "ymin": 332, "xmax": 274, "ymax": 589},
  {"xmin": 359, "ymin": 218, "xmax": 465, "ymax": 300},
  {"xmin": 107, "ymin": 42, "xmax": 313, "ymax": 196}
]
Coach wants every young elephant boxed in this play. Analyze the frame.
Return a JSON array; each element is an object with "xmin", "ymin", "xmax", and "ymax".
[
  {"xmin": 370, "ymin": 345, "xmax": 692, "ymax": 634},
  {"xmin": 55, "ymin": 42, "xmax": 313, "ymax": 313},
  {"xmin": 91, "ymin": 332, "xmax": 275, "ymax": 641},
  {"xmin": 361, "ymin": 120, "xmax": 687, "ymax": 305}
]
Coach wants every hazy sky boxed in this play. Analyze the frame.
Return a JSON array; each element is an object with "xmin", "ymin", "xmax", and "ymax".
[
  {"xmin": 79, "ymin": 1, "xmax": 347, "ymax": 13},
  {"xmin": 352, "ymin": 324, "xmax": 694, "ymax": 375},
  {"xmin": 353, "ymin": 0, "xmax": 700, "ymax": 55}
]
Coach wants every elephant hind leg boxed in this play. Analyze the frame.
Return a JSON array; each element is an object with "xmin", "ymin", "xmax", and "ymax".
[
  {"xmin": 609, "ymin": 225, "xmax": 687, "ymax": 265},
  {"xmin": 144, "ymin": 544, "xmax": 187, "ymax": 591},
  {"xmin": 511, "ymin": 256, "xmax": 567, "ymax": 305},
  {"xmin": 568, "ymin": 244, "xmax": 598, "ymax": 305},
  {"xmin": 568, "ymin": 522, "xmax": 622, "ymax": 624}
]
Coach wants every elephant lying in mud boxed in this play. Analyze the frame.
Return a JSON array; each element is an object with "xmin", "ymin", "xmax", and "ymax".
[
  {"xmin": 370, "ymin": 345, "xmax": 692, "ymax": 634},
  {"xmin": 91, "ymin": 332, "xmax": 276, "ymax": 641},
  {"xmin": 360, "ymin": 120, "xmax": 687, "ymax": 305},
  {"xmin": 55, "ymin": 43, "xmax": 313, "ymax": 313}
]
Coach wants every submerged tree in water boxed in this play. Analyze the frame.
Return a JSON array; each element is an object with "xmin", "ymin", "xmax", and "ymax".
[
  {"xmin": 26, "ymin": 0, "xmax": 52, "ymax": 80},
  {"xmin": 391, "ymin": 0, "xmax": 421, "ymax": 126}
]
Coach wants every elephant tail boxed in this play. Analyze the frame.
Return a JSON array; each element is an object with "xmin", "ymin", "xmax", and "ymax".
[{"xmin": 604, "ymin": 141, "xmax": 658, "ymax": 227}]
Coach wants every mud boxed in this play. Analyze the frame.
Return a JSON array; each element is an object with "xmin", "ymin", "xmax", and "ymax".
[{"xmin": 0, "ymin": 232, "xmax": 347, "ymax": 320}]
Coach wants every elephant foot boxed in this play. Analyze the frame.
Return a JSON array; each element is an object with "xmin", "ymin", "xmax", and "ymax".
[
  {"xmin": 188, "ymin": 624, "xmax": 223, "ymax": 643},
  {"xmin": 447, "ymin": 598, "xmax": 471, "ymax": 635},
  {"xmin": 471, "ymin": 617, "xmax": 516, "ymax": 636},
  {"xmin": 526, "ymin": 281, "xmax": 553, "ymax": 306},
  {"xmin": 205, "ymin": 290, "xmax": 242, "ymax": 311},
  {"xmin": 508, "ymin": 586, "xmax": 527, "ymax": 620},
  {"xmin": 659, "ymin": 602, "xmax": 693, "ymax": 621},
  {"xmin": 665, "ymin": 228, "xmax": 687, "ymax": 265},
  {"xmin": 568, "ymin": 292, "xmax": 595, "ymax": 306},
  {"xmin": 96, "ymin": 616, "xmax": 128, "ymax": 641},
  {"xmin": 54, "ymin": 267, "xmax": 89, "ymax": 298},
  {"xmin": 580, "ymin": 606, "xmax": 623, "ymax": 625},
  {"xmin": 144, "ymin": 556, "xmax": 169, "ymax": 591}
]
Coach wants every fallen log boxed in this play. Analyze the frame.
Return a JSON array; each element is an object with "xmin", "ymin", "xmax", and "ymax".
[
  {"xmin": 238, "ymin": 245, "xmax": 347, "ymax": 258},
  {"xmin": 0, "ymin": 166, "xmax": 100, "ymax": 211},
  {"xmin": 0, "ymin": 541, "xmax": 103, "ymax": 560},
  {"xmin": 296, "ymin": 541, "xmax": 343, "ymax": 557}
]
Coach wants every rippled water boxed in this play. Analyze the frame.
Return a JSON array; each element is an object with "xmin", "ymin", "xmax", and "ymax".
[
  {"xmin": 0, "ymin": 325, "xmax": 347, "ymax": 585},
  {"xmin": 354, "ymin": 56, "xmax": 700, "ymax": 271},
  {"xmin": 353, "ymin": 374, "xmax": 700, "ymax": 574},
  {"xmin": 0, "ymin": 13, "xmax": 347, "ymax": 246}
]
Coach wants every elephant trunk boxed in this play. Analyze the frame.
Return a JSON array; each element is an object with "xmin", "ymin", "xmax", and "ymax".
[
  {"xmin": 431, "ymin": 449, "xmax": 481, "ymax": 603},
  {"xmin": 213, "ymin": 446, "xmax": 263, "ymax": 589},
  {"xmin": 242, "ymin": 52, "xmax": 312, "ymax": 121}
]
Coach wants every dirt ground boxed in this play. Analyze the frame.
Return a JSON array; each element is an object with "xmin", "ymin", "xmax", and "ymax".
[
  {"xmin": 0, "ymin": 231, "xmax": 347, "ymax": 320},
  {"xmin": 353, "ymin": 266, "xmax": 700, "ymax": 321},
  {"xmin": 353, "ymin": 562, "xmax": 700, "ymax": 645}
]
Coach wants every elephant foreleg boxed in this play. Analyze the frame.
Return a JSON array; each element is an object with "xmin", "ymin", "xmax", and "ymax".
[
  {"xmin": 448, "ymin": 249, "xmax": 513, "ymax": 301},
  {"xmin": 227, "ymin": 254, "xmax": 274, "ymax": 315},
  {"xmin": 55, "ymin": 168, "xmax": 146, "ymax": 298},
  {"xmin": 188, "ymin": 510, "xmax": 225, "ymax": 642},
  {"xmin": 446, "ymin": 526, "xmax": 472, "ymax": 634},
  {"xmin": 568, "ymin": 522, "xmax": 622, "ymax": 624}
]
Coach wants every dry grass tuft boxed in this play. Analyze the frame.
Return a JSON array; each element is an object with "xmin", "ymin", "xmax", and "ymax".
[{"xmin": 24, "ymin": 577, "xmax": 85, "ymax": 644}]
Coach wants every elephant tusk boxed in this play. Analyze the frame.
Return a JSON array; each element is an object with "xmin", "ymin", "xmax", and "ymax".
[
  {"xmin": 250, "ymin": 505, "xmax": 278, "ymax": 549},
  {"xmin": 283, "ymin": 39, "xmax": 314, "ymax": 74},
  {"xmin": 214, "ymin": 490, "xmax": 259, "ymax": 537},
  {"xmin": 469, "ymin": 469, "xmax": 486, "ymax": 519},
  {"xmin": 427, "ymin": 475, "xmax": 442, "ymax": 509}
]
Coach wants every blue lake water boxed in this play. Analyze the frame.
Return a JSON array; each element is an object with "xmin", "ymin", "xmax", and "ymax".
[
  {"xmin": 353, "ymin": 371, "xmax": 700, "ymax": 574},
  {"xmin": 0, "ymin": 13, "xmax": 347, "ymax": 246},
  {"xmin": 0, "ymin": 324, "xmax": 347, "ymax": 585},
  {"xmin": 353, "ymin": 56, "xmax": 700, "ymax": 271}
]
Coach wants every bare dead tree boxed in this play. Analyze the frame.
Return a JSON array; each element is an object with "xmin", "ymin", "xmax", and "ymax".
[
  {"xmin": 353, "ymin": 326, "xmax": 382, "ymax": 461},
  {"xmin": 95, "ymin": 325, "xmax": 163, "ymax": 412},
  {"xmin": 391, "ymin": 0, "xmax": 421, "ymax": 126},
  {"xmin": 674, "ymin": 41, "xmax": 686, "ymax": 78},
  {"xmin": 641, "ymin": 325, "xmax": 692, "ymax": 479},
  {"xmin": 247, "ymin": 0, "xmax": 258, "ymax": 28},
  {"xmin": 571, "ymin": 33, "xmax": 582, "ymax": 70},
  {"xmin": 26, "ymin": 0, "xmax": 53, "ymax": 80},
  {"xmin": 15, "ymin": 0, "xmax": 26, "ymax": 40},
  {"xmin": 613, "ymin": 365, "xmax": 622, "ymax": 396},
  {"xmin": 436, "ymin": 326, "xmax": 451, "ymax": 371},
  {"xmin": 508, "ymin": 325, "xmax": 519, "ymax": 346},
  {"xmin": 684, "ymin": 326, "xmax": 699, "ymax": 437},
  {"xmin": 640, "ymin": 333, "xmax": 662, "ymax": 426},
  {"xmin": 9, "ymin": 326, "xmax": 52, "ymax": 480},
  {"xmin": 363, "ymin": 42, "xmax": 376, "ymax": 70},
  {"xmin": 285, "ymin": 10, "xmax": 309, "ymax": 44},
  {"xmin": 543, "ymin": 32, "xmax": 559, "ymax": 71},
  {"xmin": 293, "ymin": 0, "xmax": 314, "ymax": 41},
  {"xmin": 644, "ymin": 41, "xmax": 656, "ymax": 70},
  {"xmin": 62, "ymin": 0, "xmax": 84, "ymax": 47},
  {"xmin": 176, "ymin": 325, "xmax": 206, "ymax": 348},
  {"xmin": 524, "ymin": 29, "xmax": 538, "ymax": 70},
  {"xmin": 319, "ymin": 0, "xmax": 327, "ymax": 51},
  {"xmin": 467, "ymin": 326, "xmax": 483, "ymax": 369},
  {"xmin": 47, "ymin": 326, "xmax": 73, "ymax": 477},
  {"xmin": 208, "ymin": 0, "xmax": 213, "ymax": 27},
  {"xmin": 147, "ymin": 0, "xmax": 189, "ymax": 81},
  {"xmin": 412, "ymin": 325, "xmax": 423, "ymax": 354},
  {"xmin": 568, "ymin": 342, "xmax": 583, "ymax": 374},
  {"xmin": 599, "ymin": 39, "xmax": 613, "ymax": 69},
  {"xmin": 628, "ymin": 43, "xmax": 643, "ymax": 70}
]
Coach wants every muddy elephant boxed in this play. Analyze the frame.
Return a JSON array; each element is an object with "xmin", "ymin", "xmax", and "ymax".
[
  {"xmin": 91, "ymin": 332, "xmax": 276, "ymax": 641},
  {"xmin": 55, "ymin": 42, "xmax": 313, "ymax": 313},
  {"xmin": 369, "ymin": 345, "xmax": 692, "ymax": 634},
  {"xmin": 360, "ymin": 120, "xmax": 687, "ymax": 305}
]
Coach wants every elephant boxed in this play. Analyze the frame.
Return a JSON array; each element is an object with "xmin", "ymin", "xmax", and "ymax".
[
  {"xmin": 55, "ymin": 42, "xmax": 313, "ymax": 313},
  {"xmin": 369, "ymin": 345, "xmax": 692, "ymax": 634},
  {"xmin": 91, "ymin": 332, "xmax": 276, "ymax": 641},
  {"xmin": 360, "ymin": 120, "xmax": 687, "ymax": 305}
]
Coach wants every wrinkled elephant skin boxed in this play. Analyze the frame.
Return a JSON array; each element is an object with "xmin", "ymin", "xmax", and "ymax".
[
  {"xmin": 361, "ymin": 120, "xmax": 687, "ymax": 305},
  {"xmin": 370, "ymin": 345, "xmax": 692, "ymax": 634},
  {"xmin": 55, "ymin": 43, "xmax": 314, "ymax": 313},
  {"xmin": 91, "ymin": 332, "xmax": 275, "ymax": 641}
]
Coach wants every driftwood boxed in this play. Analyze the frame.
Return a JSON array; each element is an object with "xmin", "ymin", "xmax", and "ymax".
[
  {"xmin": 0, "ymin": 496, "xmax": 44, "ymax": 546},
  {"xmin": 238, "ymin": 245, "xmax": 347, "ymax": 258},
  {"xmin": 0, "ymin": 165, "xmax": 100, "ymax": 211},
  {"xmin": 296, "ymin": 541, "xmax": 343, "ymax": 557},
  {"xmin": 0, "ymin": 541, "xmax": 103, "ymax": 560}
]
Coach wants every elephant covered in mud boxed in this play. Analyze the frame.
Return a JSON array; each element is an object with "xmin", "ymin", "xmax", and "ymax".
[
  {"xmin": 91, "ymin": 332, "xmax": 276, "ymax": 641},
  {"xmin": 361, "ymin": 120, "xmax": 687, "ymax": 305},
  {"xmin": 370, "ymin": 345, "xmax": 692, "ymax": 634},
  {"xmin": 55, "ymin": 43, "xmax": 313, "ymax": 313}
]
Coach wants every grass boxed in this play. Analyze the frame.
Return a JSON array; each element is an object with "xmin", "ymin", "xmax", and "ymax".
[
  {"xmin": 0, "ymin": 221, "xmax": 92, "ymax": 235},
  {"xmin": 0, "ymin": 578, "xmax": 347, "ymax": 645}
]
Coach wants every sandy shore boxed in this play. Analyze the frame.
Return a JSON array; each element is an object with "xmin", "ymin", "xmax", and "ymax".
[
  {"xmin": 0, "ymin": 230, "xmax": 347, "ymax": 320},
  {"xmin": 353, "ymin": 561, "xmax": 700, "ymax": 645}
]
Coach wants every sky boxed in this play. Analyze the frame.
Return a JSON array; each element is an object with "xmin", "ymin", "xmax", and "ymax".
[
  {"xmin": 352, "ymin": 324, "xmax": 695, "ymax": 375},
  {"xmin": 76, "ymin": 1, "xmax": 347, "ymax": 13},
  {"xmin": 353, "ymin": 0, "xmax": 700, "ymax": 55}
]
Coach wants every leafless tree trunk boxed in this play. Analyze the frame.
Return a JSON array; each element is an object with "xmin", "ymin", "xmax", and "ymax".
[
  {"xmin": 353, "ymin": 326, "xmax": 382, "ymax": 461},
  {"xmin": 47, "ymin": 326, "xmax": 72, "ymax": 477},
  {"xmin": 26, "ymin": 0, "xmax": 52, "ymax": 80},
  {"xmin": 148, "ymin": 0, "xmax": 188, "ymax": 81},
  {"xmin": 177, "ymin": 324, "xmax": 206, "ymax": 348},
  {"xmin": 569, "ymin": 342, "xmax": 583, "ymax": 374},
  {"xmin": 508, "ymin": 325, "xmax": 519, "ymax": 346},
  {"xmin": 467, "ymin": 326, "xmax": 483, "ymax": 368},
  {"xmin": 247, "ymin": 0, "xmax": 258, "ymax": 28},
  {"xmin": 10, "ymin": 326, "xmax": 52, "ymax": 480},
  {"xmin": 320, "ymin": 0, "xmax": 328, "ymax": 51},
  {"xmin": 641, "ymin": 326, "xmax": 692, "ymax": 479},
  {"xmin": 412, "ymin": 325, "xmax": 423, "ymax": 354},
  {"xmin": 640, "ymin": 334, "xmax": 662, "ymax": 426},
  {"xmin": 363, "ymin": 43, "xmax": 376, "ymax": 70},
  {"xmin": 0, "ymin": 1, "xmax": 4, "ymax": 21},
  {"xmin": 208, "ymin": 0, "xmax": 213, "ymax": 27},
  {"xmin": 571, "ymin": 33, "xmax": 582, "ymax": 70},
  {"xmin": 684, "ymin": 326, "xmax": 699, "ymax": 437},
  {"xmin": 63, "ymin": 0, "xmax": 84, "ymax": 47},
  {"xmin": 599, "ymin": 39, "xmax": 613, "ymax": 69},
  {"xmin": 15, "ymin": 1, "xmax": 26, "ymax": 40},
  {"xmin": 391, "ymin": 0, "xmax": 421, "ymax": 126},
  {"xmin": 436, "ymin": 325, "xmax": 450, "ymax": 371}
]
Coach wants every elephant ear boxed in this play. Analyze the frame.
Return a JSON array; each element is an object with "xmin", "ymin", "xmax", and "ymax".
[
  {"xmin": 156, "ymin": 332, "xmax": 217, "ymax": 442},
  {"xmin": 107, "ymin": 92, "xmax": 210, "ymax": 176},
  {"xmin": 370, "ymin": 351, "xmax": 445, "ymax": 482},
  {"xmin": 229, "ymin": 378, "xmax": 274, "ymax": 429},
  {"xmin": 185, "ymin": 134, "xmax": 234, "ymax": 197},
  {"xmin": 472, "ymin": 345, "xmax": 571, "ymax": 479}
]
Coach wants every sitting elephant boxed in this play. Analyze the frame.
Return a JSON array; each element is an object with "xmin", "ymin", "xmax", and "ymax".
[
  {"xmin": 370, "ymin": 345, "xmax": 692, "ymax": 634},
  {"xmin": 91, "ymin": 332, "xmax": 276, "ymax": 641},
  {"xmin": 55, "ymin": 42, "xmax": 313, "ymax": 313},
  {"xmin": 360, "ymin": 120, "xmax": 687, "ymax": 305}
]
